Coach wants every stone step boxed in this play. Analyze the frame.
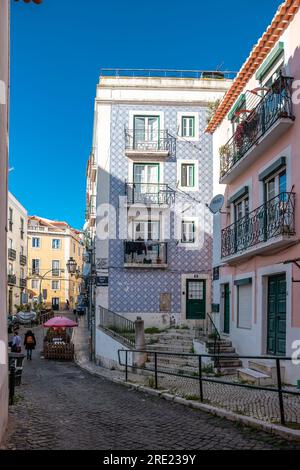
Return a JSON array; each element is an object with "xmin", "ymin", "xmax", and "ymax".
[
  {"xmin": 146, "ymin": 344, "xmax": 192, "ymax": 353},
  {"xmin": 206, "ymin": 340, "xmax": 232, "ymax": 348},
  {"xmin": 146, "ymin": 354, "xmax": 198, "ymax": 367},
  {"xmin": 207, "ymin": 346, "xmax": 236, "ymax": 354},
  {"xmin": 218, "ymin": 359, "xmax": 243, "ymax": 368},
  {"xmin": 238, "ymin": 368, "xmax": 274, "ymax": 386},
  {"xmin": 248, "ymin": 360, "xmax": 285, "ymax": 380}
]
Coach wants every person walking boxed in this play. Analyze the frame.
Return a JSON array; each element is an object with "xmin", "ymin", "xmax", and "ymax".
[
  {"xmin": 24, "ymin": 330, "xmax": 36, "ymax": 361},
  {"xmin": 11, "ymin": 331, "xmax": 22, "ymax": 353}
]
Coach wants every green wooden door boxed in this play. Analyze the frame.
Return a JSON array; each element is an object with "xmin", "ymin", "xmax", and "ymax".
[
  {"xmin": 224, "ymin": 283, "xmax": 230, "ymax": 334},
  {"xmin": 267, "ymin": 274, "xmax": 286, "ymax": 355},
  {"xmin": 186, "ymin": 280, "xmax": 206, "ymax": 320}
]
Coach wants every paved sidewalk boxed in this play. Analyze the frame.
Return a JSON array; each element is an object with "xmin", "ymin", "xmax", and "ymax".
[
  {"xmin": 73, "ymin": 320, "xmax": 300, "ymax": 426},
  {"xmin": 5, "ymin": 322, "xmax": 299, "ymax": 449}
]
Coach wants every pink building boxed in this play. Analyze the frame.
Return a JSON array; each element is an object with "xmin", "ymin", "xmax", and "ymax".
[{"xmin": 207, "ymin": 0, "xmax": 300, "ymax": 385}]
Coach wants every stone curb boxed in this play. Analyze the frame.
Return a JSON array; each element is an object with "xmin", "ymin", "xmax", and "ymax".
[{"xmin": 74, "ymin": 347, "xmax": 300, "ymax": 443}]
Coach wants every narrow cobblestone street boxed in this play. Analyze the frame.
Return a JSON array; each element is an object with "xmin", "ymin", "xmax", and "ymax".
[{"xmin": 3, "ymin": 325, "xmax": 300, "ymax": 450}]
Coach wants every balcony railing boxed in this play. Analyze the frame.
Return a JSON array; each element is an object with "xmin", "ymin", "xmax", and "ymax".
[
  {"xmin": 221, "ymin": 192, "xmax": 295, "ymax": 258},
  {"xmin": 124, "ymin": 241, "xmax": 167, "ymax": 267},
  {"xmin": 125, "ymin": 182, "xmax": 175, "ymax": 205},
  {"xmin": 125, "ymin": 129, "xmax": 175, "ymax": 154},
  {"xmin": 20, "ymin": 255, "xmax": 27, "ymax": 266},
  {"xmin": 8, "ymin": 275, "xmax": 17, "ymax": 286},
  {"xmin": 8, "ymin": 249, "xmax": 16, "ymax": 261},
  {"xmin": 220, "ymin": 75, "xmax": 294, "ymax": 180},
  {"xmin": 20, "ymin": 279, "xmax": 27, "ymax": 289}
]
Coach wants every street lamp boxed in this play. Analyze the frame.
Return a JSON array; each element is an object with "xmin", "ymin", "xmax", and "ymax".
[{"xmin": 66, "ymin": 257, "xmax": 77, "ymax": 275}]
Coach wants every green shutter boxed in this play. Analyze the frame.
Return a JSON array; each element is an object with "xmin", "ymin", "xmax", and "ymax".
[
  {"xmin": 256, "ymin": 42, "xmax": 284, "ymax": 82},
  {"xmin": 228, "ymin": 94, "xmax": 246, "ymax": 121}
]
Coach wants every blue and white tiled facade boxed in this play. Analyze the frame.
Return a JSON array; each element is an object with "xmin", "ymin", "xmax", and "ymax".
[{"xmin": 105, "ymin": 103, "xmax": 214, "ymax": 326}]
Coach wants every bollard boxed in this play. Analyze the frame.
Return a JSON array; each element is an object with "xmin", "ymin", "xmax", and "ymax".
[{"xmin": 134, "ymin": 317, "xmax": 147, "ymax": 368}]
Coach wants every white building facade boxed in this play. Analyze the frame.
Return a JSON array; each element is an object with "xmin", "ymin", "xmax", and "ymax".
[{"xmin": 87, "ymin": 69, "xmax": 232, "ymax": 343}]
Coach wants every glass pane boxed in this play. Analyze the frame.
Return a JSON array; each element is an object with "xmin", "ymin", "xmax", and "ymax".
[
  {"xmin": 279, "ymin": 172, "xmax": 286, "ymax": 194},
  {"xmin": 188, "ymin": 282, "xmax": 203, "ymax": 300}
]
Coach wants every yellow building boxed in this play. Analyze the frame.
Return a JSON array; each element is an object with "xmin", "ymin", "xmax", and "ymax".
[{"xmin": 27, "ymin": 216, "xmax": 83, "ymax": 311}]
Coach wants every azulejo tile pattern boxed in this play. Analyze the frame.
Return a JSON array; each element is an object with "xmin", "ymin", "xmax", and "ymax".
[{"xmin": 107, "ymin": 104, "xmax": 213, "ymax": 317}]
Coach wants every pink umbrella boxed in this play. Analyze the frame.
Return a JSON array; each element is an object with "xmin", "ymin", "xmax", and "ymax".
[{"xmin": 43, "ymin": 316, "xmax": 78, "ymax": 328}]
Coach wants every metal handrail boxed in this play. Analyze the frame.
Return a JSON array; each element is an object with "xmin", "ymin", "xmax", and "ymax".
[
  {"xmin": 99, "ymin": 306, "xmax": 135, "ymax": 348},
  {"xmin": 100, "ymin": 68, "xmax": 237, "ymax": 80},
  {"xmin": 124, "ymin": 241, "xmax": 168, "ymax": 266},
  {"xmin": 221, "ymin": 191, "xmax": 295, "ymax": 258},
  {"xmin": 220, "ymin": 75, "xmax": 295, "ymax": 179},
  {"xmin": 118, "ymin": 349, "xmax": 300, "ymax": 426},
  {"xmin": 125, "ymin": 128, "xmax": 175, "ymax": 153},
  {"xmin": 125, "ymin": 182, "xmax": 175, "ymax": 205}
]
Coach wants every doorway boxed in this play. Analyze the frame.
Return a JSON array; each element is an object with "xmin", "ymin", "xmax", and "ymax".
[
  {"xmin": 186, "ymin": 280, "xmax": 206, "ymax": 320},
  {"xmin": 223, "ymin": 283, "xmax": 230, "ymax": 334},
  {"xmin": 267, "ymin": 274, "xmax": 286, "ymax": 355},
  {"xmin": 52, "ymin": 298, "xmax": 60, "ymax": 311}
]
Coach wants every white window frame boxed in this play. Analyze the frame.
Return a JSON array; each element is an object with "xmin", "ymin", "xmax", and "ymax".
[
  {"xmin": 32, "ymin": 237, "xmax": 41, "ymax": 249},
  {"xmin": 177, "ymin": 112, "xmax": 199, "ymax": 141},
  {"xmin": 51, "ymin": 280, "xmax": 60, "ymax": 291},
  {"xmin": 177, "ymin": 160, "xmax": 199, "ymax": 192},
  {"xmin": 31, "ymin": 279, "xmax": 39, "ymax": 290},
  {"xmin": 236, "ymin": 283, "xmax": 252, "ymax": 330},
  {"xmin": 52, "ymin": 239, "xmax": 61, "ymax": 250},
  {"xmin": 178, "ymin": 217, "xmax": 199, "ymax": 248},
  {"xmin": 32, "ymin": 259, "xmax": 40, "ymax": 275}
]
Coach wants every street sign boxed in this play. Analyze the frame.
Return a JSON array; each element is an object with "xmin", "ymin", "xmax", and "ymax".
[
  {"xmin": 209, "ymin": 194, "xmax": 224, "ymax": 214},
  {"xmin": 96, "ymin": 276, "xmax": 109, "ymax": 287}
]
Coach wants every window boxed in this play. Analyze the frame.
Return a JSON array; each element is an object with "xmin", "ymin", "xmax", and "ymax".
[
  {"xmin": 237, "ymin": 283, "xmax": 252, "ymax": 329},
  {"xmin": 181, "ymin": 163, "xmax": 195, "ymax": 188},
  {"xmin": 133, "ymin": 163, "xmax": 159, "ymax": 185},
  {"xmin": 32, "ymin": 237, "xmax": 40, "ymax": 248},
  {"xmin": 52, "ymin": 280, "xmax": 60, "ymax": 291},
  {"xmin": 234, "ymin": 196, "xmax": 249, "ymax": 250},
  {"xmin": 133, "ymin": 115, "xmax": 160, "ymax": 149},
  {"xmin": 181, "ymin": 116, "xmax": 195, "ymax": 138},
  {"xmin": 78, "ymin": 246, "xmax": 81, "ymax": 257},
  {"xmin": 73, "ymin": 243, "xmax": 75, "ymax": 253},
  {"xmin": 31, "ymin": 279, "xmax": 39, "ymax": 289},
  {"xmin": 20, "ymin": 218, "xmax": 24, "ymax": 240},
  {"xmin": 52, "ymin": 260, "xmax": 60, "ymax": 277},
  {"xmin": 52, "ymin": 239, "xmax": 61, "ymax": 250},
  {"xmin": 32, "ymin": 259, "xmax": 40, "ymax": 275},
  {"xmin": 9, "ymin": 208, "xmax": 13, "ymax": 231},
  {"xmin": 8, "ymin": 238, "xmax": 13, "ymax": 249},
  {"xmin": 133, "ymin": 221, "xmax": 160, "ymax": 241},
  {"xmin": 264, "ymin": 168, "xmax": 287, "ymax": 226},
  {"xmin": 8, "ymin": 263, "xmax": 13, "ymax": 275},
  {"xmin": 20, "ymin": 268, "xmax": 25, "ymax": 280},
  {"xmin": 181, "ymin": 220, "xmax": 196, "ymax": 244},
  {"xmin": 21, "ymin": 246, "xmax": 24, "ymax": 255}
]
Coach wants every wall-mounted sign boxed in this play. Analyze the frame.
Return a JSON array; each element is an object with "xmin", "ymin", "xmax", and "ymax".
[{"xmin": 96, "ymin": 276, "xmax": 109, "ymax": 287}]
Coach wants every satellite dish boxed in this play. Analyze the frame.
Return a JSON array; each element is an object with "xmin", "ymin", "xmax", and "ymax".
[{"xmin": 208, "ymin": 194, "xmax": 224, "ymax": 214}]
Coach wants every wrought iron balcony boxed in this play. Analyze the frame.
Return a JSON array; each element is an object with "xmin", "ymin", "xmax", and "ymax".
[
  {"xmin": 8, "ymin": 274, "xmax": 17, "ymax": 286},
  {"xmin": 125, "ymin": 129, "xmax": 175, "ymax": 155},
  {"xmin": 8, "ymin": 249, "xmax": 16, "ymax": 261},
  {"xmin": 125, "ymin": 182, "xmax": 175, "ymax": 205},
  {"xmin": 20, "ymin": 254, "xmax": 27, "ymax": 266},
  {"xmin": 124, "ymin": 241, "xmax": 168, "ymax": 267},
  {"xmin": 220, "ymin": 75, "xmax": 295, "ymax": 181},
  {"xmin": 20, "ymin": 279, "xmax": 27, "ymax": 289},
  {"xmin": 221, "ymin": 192, "xmax": 295, "ymax": 259}
]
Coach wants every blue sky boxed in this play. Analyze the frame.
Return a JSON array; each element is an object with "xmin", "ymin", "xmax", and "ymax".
[{"xmin": 9, "ymin": 0, "xmax": 283, "ymax": 229}]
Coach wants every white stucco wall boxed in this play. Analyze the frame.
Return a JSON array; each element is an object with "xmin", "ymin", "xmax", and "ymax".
[{"xmin": 95, "ymin": 327, "xmax": 132, "ymax": 370}]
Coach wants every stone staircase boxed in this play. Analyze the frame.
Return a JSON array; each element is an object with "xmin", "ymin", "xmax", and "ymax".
[{"xmin": 144, "ymin": 329, "xmax": 242, "ymax": 376}]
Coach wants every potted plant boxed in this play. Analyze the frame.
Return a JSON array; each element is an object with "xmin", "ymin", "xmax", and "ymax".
[
  {"xmin": 156, "ymin": 256, "xmax": 162, "ymax": 265},
  {"xmin": 219, "ymin": 144, "xmax": 231, "ymax": 158}
]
